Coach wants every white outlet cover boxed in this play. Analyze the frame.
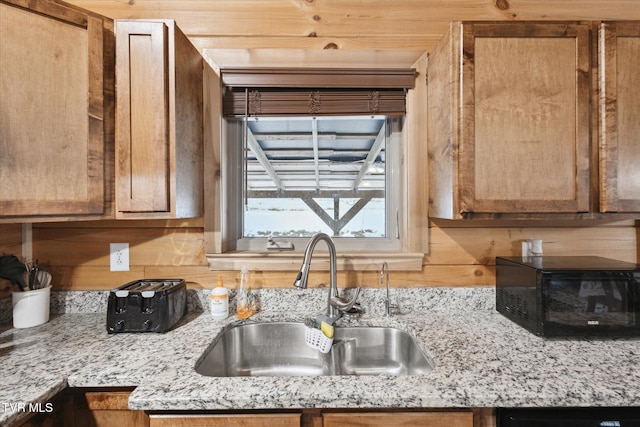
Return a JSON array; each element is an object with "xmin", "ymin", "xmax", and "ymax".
[{"xmin": 110, "ymin": 243, "xmax": 130, "ymax": 272}]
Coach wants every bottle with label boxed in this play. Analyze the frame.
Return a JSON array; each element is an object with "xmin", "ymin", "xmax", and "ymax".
[
  {"xmin": 210, "ymin": 274, "xmax": 228, "ymax": 320},
  {"xmin": 236, "ymin": 266, "xmax": 256, "ymax": 319}
]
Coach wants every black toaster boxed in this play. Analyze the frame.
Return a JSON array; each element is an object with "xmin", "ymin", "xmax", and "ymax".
[{"xmin": 106, "ymin": 279, "xmax": 187, "ymax": 333}]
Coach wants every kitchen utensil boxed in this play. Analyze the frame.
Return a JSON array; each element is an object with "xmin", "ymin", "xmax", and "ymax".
[
  {"xmin": 28, "ymin": 261, "xmax": 38, "ymax": 290},
  {"xmin": 36, "ymin": 271, "xmax": 51, "ymax": 290}
]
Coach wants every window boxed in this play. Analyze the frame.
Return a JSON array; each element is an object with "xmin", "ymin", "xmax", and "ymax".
[
  {"xmin": 225, "ymin": 115, "xmax": 403, "ymax": 252},
  {"xmin": 203, "ymin": 62, "xmax": 427, "ymax": 270}
]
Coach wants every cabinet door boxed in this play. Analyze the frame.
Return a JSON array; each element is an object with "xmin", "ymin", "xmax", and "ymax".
[
  {"xmin": 115, "ymin": 20, "xmax": 203, "ymax": 219},
  {"xmin": 459, "ymin": 23, "xmax": 591, "ymax": 214},
  {"xmin": 599, "ymin": 22, "xmax": 640, "ymax": 212},
  {"xmin": 61, "ymin": 390, "xmax": 149, "ymax": 427},
  {"xmin": 149, "ymin": 413, "xmax": 300, "ymax": 427},
  {"xmin": 322, "ymin": 411, "xmax": 473, "ymax": 427},
  {"xmin": 428, "ymin": 22, "xmax": 590, "ymax": 219},
  {"xmin": 0, "ymin": 0, "xmax": 108, "ymax": 220},
  {"xmin": 115, "ymin": 21, "xmax": 171, "ymax": 215}
]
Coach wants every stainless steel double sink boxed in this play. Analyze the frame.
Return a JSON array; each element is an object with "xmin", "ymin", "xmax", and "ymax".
[{"xmin": 195, "ymin": 322, "xmax": 434, "ymax": 377}]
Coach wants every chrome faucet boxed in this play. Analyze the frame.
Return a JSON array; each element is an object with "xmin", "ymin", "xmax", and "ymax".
[
  {"xmin": 293, "ymin": 233, "xmax": 361, "ymax": 322},
  {"xmin": 381, "ymin": 261, "xmax": 399, "ymax": 316}
]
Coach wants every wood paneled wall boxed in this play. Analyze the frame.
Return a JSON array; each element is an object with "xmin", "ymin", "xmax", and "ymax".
[
  {"xmin": 3, "ymin": 0, "xmax": 638, "ymax": 291},
  {"xmin": 25, "ymin": 219, "xmax": 638, "ymax": 290},
  {"xmin": 0, "ymin": 224, "xmax": 21, "ymax": 256},
  {"xmin": 0, "ymin": 224, "xmax": 22, "ymax": 297}
]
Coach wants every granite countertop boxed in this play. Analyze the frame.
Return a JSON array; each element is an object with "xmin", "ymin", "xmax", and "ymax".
[{"xmin": 1, "ymin": 287, "xmax": 639, "ymax": 426}]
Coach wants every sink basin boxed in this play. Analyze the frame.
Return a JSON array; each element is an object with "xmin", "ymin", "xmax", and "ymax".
[{"xmin": 195, "ymin": 322, "xmax": 434, "ymax": 377}]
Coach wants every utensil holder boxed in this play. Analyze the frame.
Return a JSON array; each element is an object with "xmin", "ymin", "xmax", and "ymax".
[{"xmin": 12, "ymin": 286, "xmax": 50, "ymax": 328}]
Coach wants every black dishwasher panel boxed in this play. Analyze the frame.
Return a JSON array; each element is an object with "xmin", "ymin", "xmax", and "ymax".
[{"xmin": 497, "ymin": 407, "xmax": 640, "ymax": 427}]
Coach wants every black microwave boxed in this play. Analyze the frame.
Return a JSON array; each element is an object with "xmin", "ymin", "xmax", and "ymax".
[{"xmin": 496, "ymin": 256, "xmax": 640, "ymax": 337}]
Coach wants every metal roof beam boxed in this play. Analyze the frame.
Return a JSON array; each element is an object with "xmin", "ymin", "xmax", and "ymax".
[
  {"xmin": 352, "ymin": 123, "xmax": 386, "ymax": 190},
  {"xmin": 312, "ymin": 118, "xmax": 320, "ymax": 191},
  {"xmin": 300, "ymin": 193, "xmax": 376, "ymax": 236},
  {"xmin": 248, "ymin": 189, "xmax": 384, "ymax": 198},
  {"xmin": 247, "ymin": 127, "xmax": 284, "ymax": 191},
  {"xmin": 252, "ymin": 132, "xmax": 376, "ymax": 140}
]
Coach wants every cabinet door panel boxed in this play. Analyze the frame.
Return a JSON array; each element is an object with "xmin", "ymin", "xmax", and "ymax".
[
  {"xmin": 600, "ymin": 22, "xmax": 640, "ymax": 212},
  {"xmin": 0, "ymin": 1, "xmax": 105, "ymax": 218},
  {"xmin": 460, "ymin": 23, "xmax": 591, "ymax": 214},
  {"xmin": 323, "ymin": 411, "xmax": 473, "ymax": 427},
  {"xmin": 149, "ymin": 413, "xmax": 300, "ymax": 427},
  {"xmin": 116, "ymin": 21, "xmax": 170, "ymax": 214},
  {"xmin": 115, "ymin": 19, "xmax": 203, "ymax": 219}
]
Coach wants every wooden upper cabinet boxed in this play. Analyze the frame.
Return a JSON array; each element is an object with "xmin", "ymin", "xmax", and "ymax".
[
  {"xmin": 115, "ymin": 20, "xmax": 203, "ymax": 219},
  {"xmin": 428, "ymin": 22, "xmax": 591, "ymax": 219},
  {"xmin": 599, "ymin": 22, "xmax": 640, "ymax": 213},
  {"xmin": 0, "ymin": 0, "xmax": 113, "ymax": 222}
]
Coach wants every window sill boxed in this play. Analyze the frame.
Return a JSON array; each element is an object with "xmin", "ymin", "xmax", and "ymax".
[{"xmin": 206, "ymin": 252, "xmax": 424, "ymax": 272}]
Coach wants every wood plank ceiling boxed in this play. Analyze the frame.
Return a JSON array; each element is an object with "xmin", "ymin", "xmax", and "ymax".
[{"xmin": 67, "ymin": 0, "xmax": 640, "ymax": 60}]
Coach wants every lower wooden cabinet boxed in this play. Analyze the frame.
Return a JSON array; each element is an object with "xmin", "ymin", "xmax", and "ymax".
[
  {"xmin": 148, "ymin": 410, "xmax": 474, "ymax": 427},
  {"xmin": 81, "ymin": 391, "xmax": 149, "ymax": 427},
  {"xmin": 322, "ymin": 410, "xmax": 474, "ymax": 427},
  {"xmin": 149, "ymin": 413, "xmax": 301, "ymax": 427},
  {"xmin": 60, "ymin": 390, "xmax": 149, "ymax": 427},
  {"xmin": 17, "ymin": 388, "xmax": 486, "ymax": 427},
  {"xmin": 15, "ymin": 389, "xmax": 146, "ymax": 427}
]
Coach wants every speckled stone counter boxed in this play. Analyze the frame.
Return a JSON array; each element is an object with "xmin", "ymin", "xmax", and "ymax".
[{"xmin": 1, "ymin": 287, "xmax": 639, "ymax": 426}]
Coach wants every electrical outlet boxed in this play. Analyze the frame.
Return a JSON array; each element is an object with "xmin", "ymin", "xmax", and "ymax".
[{"xmin": 110, "ymin": 243, "xmax": 129, "ymax": 272}]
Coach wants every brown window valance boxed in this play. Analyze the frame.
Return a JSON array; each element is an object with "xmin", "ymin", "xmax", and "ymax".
[
  {"xmin": 221, "ymin": 67, "xmax": 415, "ymax": 117},
  {"xmin": 223, "ymin": 88, "xmax": 408, "ymax": 117}
]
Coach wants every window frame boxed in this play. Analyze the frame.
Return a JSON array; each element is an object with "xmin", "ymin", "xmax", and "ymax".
[{"xmin": 203, "ymin": 58, "xmax": 427, "ymax": 272}]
